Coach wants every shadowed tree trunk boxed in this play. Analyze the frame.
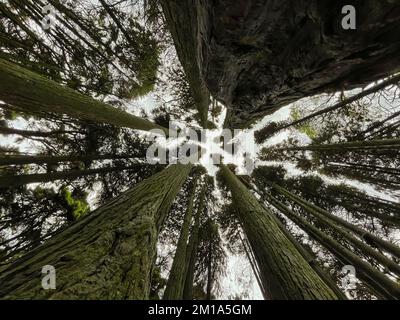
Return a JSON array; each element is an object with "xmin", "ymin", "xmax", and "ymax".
[
  {"xmin": 0, "ymin": 59, "xmax": 168, "ymax": 134},
  {"xmin": 0, "ymin": 153, "xmax": 139, "ymax": 166},
  {"xmin": 266, "ymin": 193, "xmax": 400, "ymax": 299},
  {"xmin": 270, "ymin": 182, "xmax": 400, "ymax": 259},
  {"xmin": 0, "ymin": 126, "xmax": 83, "ymax": 138},
  {"xmin": 0, "ymin": 164, "xmax": 192, "ymax": 299},
  {"xmin": 219, "ymin": 164, "xmax": 339, "ymax": 299},
  {"xmin": 255, "ymin": 75, "xmax": 400, "ymax": 142},
  {"xmin": 271, "ymin": 138, "xmax": 400, "ymax": 152},
  {"xmin": 182, "ymin": 184, "xmax": 206, "ymax": 300},
  {"xmin": 0, "ymin": 164, "xmax": 145, "ymax": 188},
  {"xmin": 163, "ymin": 179, "xmax": 197, "ymax": 299}
]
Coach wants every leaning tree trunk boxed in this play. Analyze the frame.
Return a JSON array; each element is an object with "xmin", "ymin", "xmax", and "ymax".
[
  {"xmin": 0, "ymin": 164, "xmax": 192, "ymax": 299},
  {"xmin": 0, "ymin": 58, "xmax": 168, "ymax": 134},
  {"xmin": 267, "ymin": 193, "xmax": 400, "ymax": 299},
  {"xmin": 255, "ymin": 75, "xmax": 400, "ymax": 142},
  {"xmin": 163, "ymin": 179, "xmax": 197, "ymax": 299},
  {"xmin": 182, "ymin": 184, "xmax": 205, "ymax": 300},
  {"xmin": 0, "ymin": 153, "xmax": 139, "ymax": 166},
  {"xmin": 0, "ymin": 164, "xmax": 144, "ymax": 188},
  {"xmin": 219, "ymin": 164, "xmax": 339, "ymax": 300},
  {"xmin": 271, "ymin": 183, "xmax": 400, "ymax": 259}
]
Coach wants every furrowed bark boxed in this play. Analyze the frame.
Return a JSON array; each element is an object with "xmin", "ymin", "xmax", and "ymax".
[
  {"xmin": 219, "ymin": 164, "xmax": 339, "ymax": 300},
  {"xmin": 0, "ymin": 59, "xmax": 169, "ymax": 134},
  {"xmin": 0, "ymin": 164, "xmax": 192, "ymax": 299},
  {"xmin": 163, "ymin": 179, "xmax": 197, "ymax": 299}
]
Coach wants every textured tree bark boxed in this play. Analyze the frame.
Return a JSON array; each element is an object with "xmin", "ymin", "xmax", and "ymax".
[
  {"xmin": 0, "ymin": 165, "xmax": 143, "ymax": 188},
  {"xmin": 0, "ymin": 59, "xmax": 168, "ymax": 134},
  {"xmin": 163, "ymin": 179, "xmax": 197, "ymax": 300},
  {"xmin": 219, "ymin": 164, "xmax": 339, "ymax": 299},
  {"xmin": 0, "ymin": 154, "xmax": 139, "ymax": 166},
  {"xmin": 182, "ymin": 184, "xmax": 205, "ymax": 300},
  {"xmin": 162, "ymin": 1, "xmax": 400, "ymax": 128},
  {"xmin": 160, "ymin": 0, "xmax": 210, "ymax": 128},
  {"xmin": 0, "ymin": 164, "xmax": 192, "ymax": 299}
]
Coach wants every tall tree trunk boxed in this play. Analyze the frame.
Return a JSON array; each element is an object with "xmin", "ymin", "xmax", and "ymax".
[
  {"xmin": 182, "ymin": 184, "xmax": 205, "ymax": 300},
  {"xmin": 0, "ymin": 153, "xmax": 139, "ymax": 166},
  {"xmin": 267, "ymin": 193, "xmax": 400, "ymax": 299},
  {"xmin": 240, "ymin": 176, "xmax": 346, "ymax": 299},
  {"xmin": 0, "ymin": 126, "xmax": 83, "ymax": 138},
  {"xmin": 0, "ymin": 164, "xmax": 144, "ymax": 188},
  {"xmin": 0, "ymin": 59, "xmax": 168, "ymax": 134},
  {"xmin": 163, "ymin": 179, "xmax": 197, "ymax": 299},
  {"xmin": 272, "ymin": 138, "xmax": 400, "ymax": 152},
  {"xmin": 271, "ymin": 183, "xmax": 400, "ymax": 259},
  {"xmin": 219, "ymin": 164, "xmax": 339, "ymax": 300},
  {"xmin": 0, "ymin": 164, "xmax": 192, "ymax": 299},
  {"xmin": 206, "ymin": 231, "xmax": 212, "ymax": 300}
]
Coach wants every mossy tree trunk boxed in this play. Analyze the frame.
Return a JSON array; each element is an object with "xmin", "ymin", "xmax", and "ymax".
[
  {"xmin": 219, "ymin": 164, "xmax": 339, "ymax": 300},
  {"xmin": 0, "ymin": 164, "xmax": 192, "ymax": 299},
  {"xmin": 183, "ymin": 184, "xmax": 206, "ymax": 300},
  {"xmin": 163, "ymin": 179, "xmax": 197, "ymax": 299},
  {"xmin": 0, "ymin": 58, "xmax": 168, "ymax": 134}
]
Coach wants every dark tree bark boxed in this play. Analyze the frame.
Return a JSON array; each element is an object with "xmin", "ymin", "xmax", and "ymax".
[
  {"xmin": 0, "ymin": 165, "xmax": 144, "ymax": 188},
  {"xmin": 0, "ymin": 154, "xmax": 139, "ymax": 166},
  {"xmin": 0, "ymin": 164, "xmax": 192, "ymax": 299}
]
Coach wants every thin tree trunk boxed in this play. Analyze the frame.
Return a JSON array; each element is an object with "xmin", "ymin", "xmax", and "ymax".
[
  {"xmin": 267, "ymin": 194, "xmax": 400, "ymax": 299},
  {"xmin": 219, "ymin": 164, "xmax": 339, "ymax": 299},
  {"xmin": 163, "ymin": 179, "xmax": 197, "ymax": 300},
  {"xmin": 0, "ymin": 164, "xmax": 192, "ymax": 299},
  {"xmin": 206, "ymin": 232, "xmax": 212, "ymax": 300},
  {"xmin": 182, "ymin": 184, "xmax": 205, "ymax": 300},
  {"xmin": 0, "ymin": 164, "xmax": 143, "ymax": 188},
  {"xmin": 0, "ymin": 126, "xmax": 82, "ymax": 138},
  {"xmin": 255, "ymin": 75, "xmax": 400, "ymax": 142},
  {"xmin": 272, "ymin": 138, "xmax": 400, "ymax": 152},
  {"xmin": 0, "ymin": 153, "xmax": 139, "ymax": 166},
  {"xmin": 270, "ymin": 183, "xmax": 400, "ymax": 259},
  {"xmin": 0, "ymin": 59, "xmax": 168, "ymax": 134}
]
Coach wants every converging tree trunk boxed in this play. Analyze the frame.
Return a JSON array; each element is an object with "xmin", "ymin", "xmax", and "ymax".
[
  {"xmin": 163, "ymin": 179, "xmax": 197, "ymax": 299},
  {"xmin": 0, "ymin": 153, "xmax": 139, "ymax": 166},
  {"xmin": 183, "ymin": 184, "xmax": 206, "ymax": 300},
  {"xmin": 0, "ymin": 164, "xmax": 192, "ymax": 299},
  {"xmin": 0, "ymin": 59, "xmax": 168, "ymax": 134},
  {"xmin": 219, "ymin": 165, "xmax": 339, "ymax": 299},
  {"xmin": 0, "ymin": 164, "xmax": 144, "ymax": 188},
  {"xmin": 266, "ymin": 193, "xmax": 400, "ymax": 299}
]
